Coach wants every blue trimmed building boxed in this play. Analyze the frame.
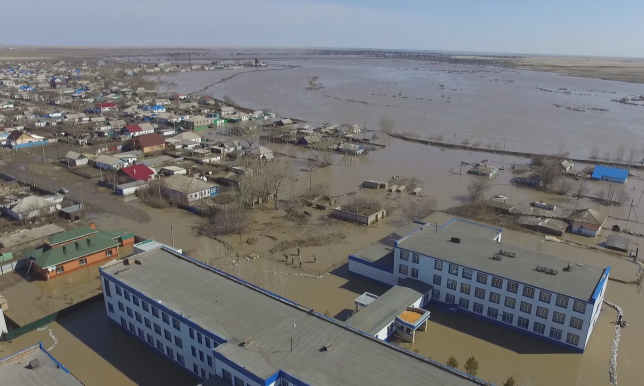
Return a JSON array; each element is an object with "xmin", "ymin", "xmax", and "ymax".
[
  {"xmin": 348, "ymin": 218, "xmax": 610, "ymax": 353},
  {"xmin": 100, "ymin": 248, "xmax": 488, "ymax": 386},
  {"xmin": 0, "ymin": 343, "xmax": 83, "ymax": 385},
  {"xmin": 591, "ymin": 165, "xmax": 628, "ymax": 184}
]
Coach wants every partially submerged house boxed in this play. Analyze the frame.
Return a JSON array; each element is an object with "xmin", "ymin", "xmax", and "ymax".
[
  {"xmin": 467, "ymin": 164, "xmax": 499, "ymax": 178},
  {"xmin": 514, "ymin": 170, "xmax": 542, "ymax": 186},
  {"xmin": 591, "ymin": 165, "xmax": 628, "ymax": 185},
  {"xmin": 246, "ymin": 146, "xmax": 274, "ymax": 161},
  {"xmin": 163, "ymin": 174, "xmax": 219, "ymax": 203},
  {"xmin": 606, "ymin": 234, "xmax": 630, "ymax": 252},
  {"xmin": 332, "ymin": 205, "xmax": 386, "ymax": 225},
  {"xmin": 567, "ymin": 208, "xmax": 608, "ymax": 237},
  {"xmin": 337, "ymin": 143, "xmax": 365, "ymax": 155}
]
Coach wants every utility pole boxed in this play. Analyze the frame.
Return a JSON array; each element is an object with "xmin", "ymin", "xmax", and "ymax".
[{"xmin": 171, "ymin": 225, "xmax": 175, "ymax": 248}]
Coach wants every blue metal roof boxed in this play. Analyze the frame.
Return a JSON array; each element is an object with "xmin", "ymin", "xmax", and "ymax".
[{"xmin": 591, "ymin": 165, "xmax": 628, "ymax": 180}]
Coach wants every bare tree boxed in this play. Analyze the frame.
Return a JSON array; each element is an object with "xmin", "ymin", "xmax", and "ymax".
[
  {"xmin": 467, "ymin": 179, "xmax": 491, "ymax": 202},
  {"xmin": 206, "ymin": 200, "xmax": 251, "ymax": 250},
  {"xmin": 615, "ymin": 190, "xmax": 631, "ymax": 206},
  {"xmin": 603, "ymin": 150, "xmax": 611, "ymax": 161},
  {"xmin": 472, "ymin": 140, "xmax": 482, "ymax": 147},
  {"xmin": 401, "ymin": 197, "xmax": 438, "ymax": 222},
  {"xmin": 628, "ymin": 147, "xmax": 639, "ymax": 164},
  {"xmin": 461, "ymin": 138, "xmax": 470, "ymax": 146},
  {"xmin": 556, "ymin": 144, "xmax": 569, "ymax": 158},
  {"xmin": 379, "ymin": 115, "xmax": 395, "ymax": 135},
  {"xmin": 223, "ymin": 94, "xmax": 236, "ymax": 108},
  {"xmin": 573, "ymin": 181, "xmax": 589, "ymax": 199},
  {"xmin": 589, "ymin": 147, "xmax": 600, "ymax": 160},
  {"xmin": 316, "ymin": 149, "xmax": 333, "ymax": 166},
  {"xmin": 539, "ymin": 160, "xmax": 561, "ymax": 190},
  {"xmin": 613, "ymin": 145, "xmax": 625, "ymax": 163},
  {"xmin": 556, "ymin": 179, "xmax": 574, "ymax": 195},
  {"xmin": 233, "ymin": 126, "xmax": 261, "ymax": 149},
  {"xmin": 268, "ymin": 161, "xmax": 293, "ymax": 210}
]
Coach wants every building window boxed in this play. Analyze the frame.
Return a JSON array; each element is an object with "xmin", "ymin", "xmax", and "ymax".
[
  {"xmin": 120, "ymin": 317, "xmax": 127, "ymax": 327},
  {"xmin": 411, "ymin": 268, "xmax": 419, "ymax": 279},
  {"xmin": 566, "ymin": 333, "xmax": 580, "ymax": 346},
  {"xmin": 506, "ymin": 281, "xmax": 519, "ymax": 293},
  {"xmin": 399, "ymin": 264, "xmax": 408, "ymax": 275},
  {"xmin": 126, "ymin": 307, "xmax": 133, "ymax": 318},
  {"xmin": 223, "ymin": 370, "xmax": 232, "ymax": 382},
  {"xmin": 460, "ymin": 283, "xmax": 471, "ymax": 295},
  {"xmin": 207, "ymin": 355, "xmax": 213, "ymax": 366},
  {"xmin": 473, "ymin": 303, "xmax": 484, "ymax": 314},
  {"xmin": 487, "ymin": 307, "xmax": 498, "ymax": 319},
  {"xmin": 152, "ymin": 307, "xmax": 160, "ymax": 318},
  {"xmin": 129, "ymin": 322, "xmax": 135, "ymax": 333},
  {"xmin": 489, "ymin": 292, "xmax": 501, "ymax": 304},
  {"xmin": 164, "ymin": 330, "xmax": 172, "ymax": 342},
  {"xmin": 235, "ymin": 378, "xmax": 245, "ymax": 386},
  {"xmin": 144, "ymin": 317, "xmax": 151, "ymax": 329},
  {"xmin": 56, "ymin": 266, "xmax": 64, "ymax": 274},
  {"xmin": 502, "ymin": 312, "xmax": 514, "ymax": 324},
  {"xmin": 199, "ymin": 350, "xmax": 205, "ymax": 362},
  {"xmin": 103, "ymin": 279, "xmax": 112, "ymax": 297},
  {"xmin": 147, "ymin": 334, "xmax": 154, "ymax": 345},
  {"xmin": 552, "ymin": 311, "xmax": 566, "ymax": 324},
  {"xmin": 172, "ymin": 318, "xmax": 181, "ymax": 331},
  {"xmin": 412, "ymin": 253, "xmax": 420, "ymax": 264},
  {"xmin": 142, "ymin": 301, "xmax": 149, "ymax": 312},
  {"xmin": 459, "ymin": 298, "xmax": 469, "ymax": 309},
  {"xmin": 520, "ymin": 301, "xmax": 532, "ymax": 314},
  {"xmin": 533, "ymin": 322, "xmax": 545, "ymax": 335},
  {"xmin": 433, "ymin": 275, "xmax": 442, "ymax": 286},
  {"xmin": 107, "ymin": 303, "xmax": 114, "ymax": 313},
  {"xmin": 491, "ymin": 277, "xmax": 503, "ymax": 289},
  {"xmin": 191, "ymin": 346, "xmax": 197, "ymax": 357},
  {"xmin": 138, "ymin": 328, "xmax": 145, "ymax": 339},
  {"xmin": 476, "ymin": 272, "xmax": 488, "ymax": 284},
  {"xmin": 432, "ymin": 290, "xmax": 440, "ymax": 300},
  {"xmin": 154, "ymin": 323, "xmax": 161, "ymax": 335},
  {"xmin": 448, "ymin": 264, "xmax": 459, "ymax": 276},
  {"xmin": 462, "ymin": 268, "xmax": 473, "ymax": 280},
  {"xmin": 115, "ymin": 286, "xmax": 122, "ymax": 296},
  {"xmin": 400, "ymin": 251, "xmax": 409, "ymax": 261},
  {"xmin": 539, "ymin": 291, "xmax": 552, "ymax": 303},
  {"xmin": 197, "ymin": 332, "xmax": 202, "ymax": 344},
  {"xmin": 503, "ymin": 296, "xmax": 515, "ymax": 308},
  {"xmin": 79, "ymin": 258, "xmax": 87, "ymax": 266},
  {"xmin": 550, "ymin": 327, "xmax": 562, "ymax": 340},
  {"xmin": 474, "ymin": 287, "xmax": 486, "ymax": 299},
  {"xmin": 569, "ymin": 317, "xmax": 583, "ymax": 330},
  {"xmin": 201, "ymin": 368, "xmax": 206, "ymax": 379},
  {"xmin": 135, "ymin": 312, "xmax": 142, "ymax": 323},
  {"xmin": 118, "ymin": 301, "xmax": 124, "ymax": 312},
  {"xmin": 205, "ymin": 337, "xmax": 211, "ymax": 349},
  {"xmin": 124, "ymin": 291, "xmax": 131, "ymax": 301},
  {"xmin": 522, "ymin": 286, "xmax": 535, "ymax": 299},
  {"xmin": 573, "ymin": 300, "xmax": 587, "ymax": 314},
  {"xmin": 189, "ymin": 328, "xmax": 195, "ymax": 339},
  {"xmin": 447, "ymin": 279, "xmax": 457, "ymax": 290},
  {"xmin": 193, "ymin": 364, "xmax": 199, "ymax": 374},
  {"xmin": 162, "ymin": 312, "xmax": 170, "ymax": 325},
  {"xmin": 536, "ymin": 306, "xmax": 549, "ymax": 319},
  {"xmin": 517, "ymin": 317, "xmax": 529, "ymax": 329},
  {"xmin": 132, "ymin": 296, "xmax": 139, "ymax": 307},
  {"xmin": 556, "ymin": 295, "xmax": 569, "ymax": 309},
  {"xmin": 166, "ymin": 346, "xmax": 174, "ymax": 358},
  {"xmin": 177, "ymin": 353, "xmax": 185, "ymax": 366},
  {"xmin": 434, "ymin": 260, "xmax": 443, "ymax": 271},
  {"xmin": 106, "ymin": 250, "xmax": 113, "ymax": 257},
  {"xmin": 445, "ymin": 294, "xmax": 455, "ymax": 304}
]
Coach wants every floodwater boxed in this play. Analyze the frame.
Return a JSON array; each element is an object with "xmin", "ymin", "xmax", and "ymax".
[
  {"xmin": 156, "ymin": 58, "xmax": 644, "ymax": 158},
  {"xmin": 0, "ymin": 302, "xmax": 195, "ymax": 386}
]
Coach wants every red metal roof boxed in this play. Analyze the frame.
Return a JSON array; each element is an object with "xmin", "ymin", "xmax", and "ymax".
[
  {"xmin": 96, "ymin": 102, "xmax": 116, "ymax": 108},
  {"xmin": 124, "ymin": 124, "xmax": 142, "ymax": 133},
  {"xmin": 119, "ymin": 164, "xmax": 155, "ymax": 181}
]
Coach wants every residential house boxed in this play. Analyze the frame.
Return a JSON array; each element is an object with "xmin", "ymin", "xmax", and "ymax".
[
  {"xmin": 298, "ymin": 135, "xmax": 321, "ymax": 147},
  {"xmin": 108, "ymin": 119, "xmax": 127, "ymax": 130},
  {"xmin": 154, "ymin": 98, "xmax": 171, "ymax": 106},
  {"xmin": 561, "ymin": 160, "xmax": 574, "ymax": 173},
  {"xmin": 275, "ymin": 118, "xmax": 293, "ymax": 126},
  {"xmin": 0, "ymin": 101, "xmax": 14, "ymax": 109},
  {"xmin": 119, "ymin": 164, "xmax": 156, "ymax": 183},
  {"xmin": 6, "ymin": 130, "xmax": 46, "ymax": 148},
  {"xmin": 337, "ymin": 143, "xmax": 365, "ymax": 155},
  {"xmin": 157, "ymin": 128, "xmax": 177, "ymax": 136},
  {"xmin": 246, "ymin": 146, "xmax": 274, "ymax": 161},
  {"xmin": 163, "ymin": 174, "xmax": 219, "ymax": 203},
  {"xmin": 95, "ymin": 102, "xmax": 116, "ymax": 113},
  {"xmin": 514, "ymin": 170, "xmax": 542, "ymax": 186},
  {"xmin": 3, "ymin": 196, "xmax": 58, "ymax": 220},
  {"xmin": 150, "ymin": 105, "xmax": 166, "ymax": 113},
  {"xmin": 131, "ymin": 133, "xmax": 166, "ymax": 154},
  {"xmin": 211, "ymin": 141, "xmax": 242, "ymax": 155},
  {"xmin": 182, "ymin": 115, "xmax": 211, "ymax": 130},
  {"xmin": 219, "ymin": 106, "xmax": 235, "ymax": 116},
  {"xmin": 159, "ymin": 166, "xmax": 187, "ymax": 176},
  {"xmin": 94, "ymin": 154, "xmax": 125, "ymax": 171},
  {"xmin": 167, "ymin": 131, "xmax": 201, "ymax": 144},
  {"xmin": 65, "ymin": 151, "xmax": 89, "ymax": 166},
  {"xmin": 122, "ymin": 123, "xmax": 154, "ymax": 137},
  {"xmin": 591, "ymin": 166, "xmax": 628, "ymax": 185},
  {"xmin": 567, "ymin": 208, "xmax": 608, "ymax": 237}
]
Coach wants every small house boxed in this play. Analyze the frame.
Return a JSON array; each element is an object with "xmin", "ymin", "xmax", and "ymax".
[
  {"xmin": 163, "ymin": 175, "xmax": 219, "ymax": 203},
  {"xmin": 246, "ymin": 146, "xmax": 274, "ymax": 161},
  {"xmin": 514, "ymin": 170, "xmax": 542, "ymax": 186},
  {"xmin": 337, "ymin": 143, "xmax": 365, "ymax": 155},
  {"xmin": 94, "ymin": 154, "xmax": 125, "ymax": 171},
  {"xmin": 65, "ymin": 151, "xmax": 88, "ymax": 166},
  {"xmin": 119, "ymin": 164, "xmax": 156, "ymax": 183},
  {"xmin": 275, "ymin": 118, "xmax": 293, "ymax": 126},
  {"xmin": 567, "ymin": 208, "xmax": 608, "ymax": 237},
  {"xmin": 131, "ymin": 133, "xmax": 166, "ymax": 154},
  {"xmin": 591, "ymin": 166, "xmax": 628, "ymax": 185},
  {"xmin": 298, "ymin": 135, "xmax": 321, "ymax": 147}
]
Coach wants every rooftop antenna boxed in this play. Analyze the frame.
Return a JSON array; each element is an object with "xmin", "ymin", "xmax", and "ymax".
[{"xmin": 435, "ymin": 222, "xmax": 438, "ymax": 233}]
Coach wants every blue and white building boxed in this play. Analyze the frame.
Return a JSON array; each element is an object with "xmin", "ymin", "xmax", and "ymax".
[
  {"xmin": 591, "ymin": 165, "xmax": 628, "ymax": 185},
  {"xmin": 349, "ymin": 218, "xmax": 610, "ymax": 352},
  {"xmin": 100, "ymin": 248, "xmax": 488, "ymax": 386},
  {"xmin": 0, "ymin": 343, "xmax": 83, "ymax": 385}
]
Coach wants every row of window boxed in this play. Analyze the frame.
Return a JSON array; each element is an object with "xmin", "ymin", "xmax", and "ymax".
[
  {"xmin": 54, "ymin": 251, "xmax": 113, "ymax": 274},
  {"xmin": 222, "ymin": 369, "xmax": 247, "ymax": 386},
  {"xmin": 400, "ymin": 251, "xmax": 420, "ymax": 264},
  {"xmin": 437, "ymin": 294, "xmax": 582, "ymax": 346},
  {"xmin": 429, "ymin": 272, "xmax": 587, "ymax": 313},
  {"xmin": 398, "ymin": 264, "xmax": 419, "ymax": 278}
]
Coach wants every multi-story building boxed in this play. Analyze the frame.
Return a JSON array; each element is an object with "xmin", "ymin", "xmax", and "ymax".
[
  {"xmin": 349, "ymin": 219, "xmax": 610, "ymax": 352},
  {"xmin": 100, "ymin": 248, "xmax": 488, "ymax": 386},
  {"xmin": 0, "ymin": 343, "xmax": 83, "ymax": 385}
]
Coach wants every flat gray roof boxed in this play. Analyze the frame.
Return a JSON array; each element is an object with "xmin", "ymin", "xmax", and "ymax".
[
  {"xmin": 102, "ymin": 249, "xmax": 481, "ymax": 386},
  {"xmin": 0, "ymin": 344, "xmax": 83, "ymax": 386},
  {"xmin": 442, "ymin": 219, "xmax": 501, "ymax": 240},
  {"xmin": 397, "ymin": 227, "xmax": 606, "ymax": 301},
  {"xmin": 346, "ymin": 278, "xmax": 432, "ymax": 335},
  {"xmin": 353, "ymin": 222, "xmax": 422, "ymax": 266}
]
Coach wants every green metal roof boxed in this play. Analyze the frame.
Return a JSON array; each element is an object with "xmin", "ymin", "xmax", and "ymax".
[
  {"xmin": 97, "ymin": 229, "xmax": 135, "ymax": 240},
  {"xmin": 27, "ymin": 235, "xmax": 119, "ymax": 269},
  {"xmin": 47, "ymin": 227, "xmax": 97, "ymax": 246}
]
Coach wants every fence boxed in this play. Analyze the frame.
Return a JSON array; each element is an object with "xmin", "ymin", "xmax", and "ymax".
[
  {"xmin": 261, "ymin": 253, "xmax": 348, "ymax": 276},
  {"xmin": 0, "ymin": 258, "xmax": 26, "ymax": 276},
  {"xmin": 2, "ymin": 293, "xmax": 104, "ymax": 341},
  {"xmin": 66, "ymin": 168, "xmax": 92, "ymax": 179}
]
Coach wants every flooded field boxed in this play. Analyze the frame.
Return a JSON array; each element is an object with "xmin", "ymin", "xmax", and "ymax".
[{"xmin": 157, "ymin": 58, "xmax": 644, "ymax": 158}]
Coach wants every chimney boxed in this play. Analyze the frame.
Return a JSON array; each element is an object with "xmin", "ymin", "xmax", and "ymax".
[{"xmin": 89, "ymin": 223, "xmax": 96, "ymax": 230}]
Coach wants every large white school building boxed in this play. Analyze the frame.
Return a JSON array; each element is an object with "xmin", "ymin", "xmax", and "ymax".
[
  {"xmin": 348, "ymin": 219, "xmax": 610, "ymax": 353},
  {"xmin": 100, "ymin": 247, "xmax": 489, "ymax": 386}
]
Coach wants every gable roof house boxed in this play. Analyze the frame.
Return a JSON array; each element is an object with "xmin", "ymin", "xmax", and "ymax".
[
  {"xmin": 93, "ymin": 154, "xmax": 125, "ymax": 171},
  {"xmin": 337, "ymin": 142, "xmax": 365, "ymax": 155},
  {"xmin": 108, "ymin": 119, "xmax": 127, "ymax": 130},
  {"xmin": 65, "ymin": 151, "xmax": 89, "ymax": 166},
  {"xmin": 182, "ymin": 115, "xmax": 211, "ymax": 131},
  {"xmin": 118, "ymin": 164, "xmax": 156, "ymax": 183},
  {"xmin": 567, "ymin": 208, "xmax": 608, "ymax": 237},
  {"xmin": 246, "ymin": 146, "xmax": 274, "ymax": 161},
  {"xmin": 3, "ymin": 196, "xmax": 58, "ymax": 221},
  {"xmin": 122, "ymin": 123, "xmax": 154, "ymax": 137},
  {"xmin": 131, "ymin": 133, "xmax": 166, "ymax": 154},
  {"xmin": 163, "ymin": 174, "xmax": 219, "ymax": 203},
  {"xmin": 6, "ymin": 130, "xmax": 46, "ymax": 148}
]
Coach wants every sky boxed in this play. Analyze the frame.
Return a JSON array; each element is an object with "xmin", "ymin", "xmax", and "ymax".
[{"xmin": 2, "ymin": 0, "xmax": 643, "ymax": 57}]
